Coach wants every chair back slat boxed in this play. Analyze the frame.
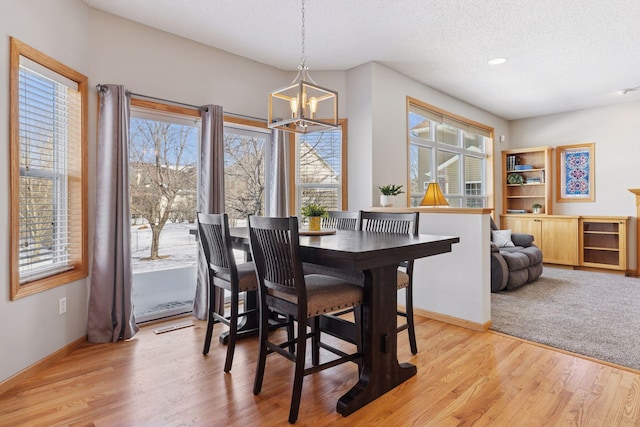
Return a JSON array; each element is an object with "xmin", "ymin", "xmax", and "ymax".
[
  {"xmin": 249, "ymin": 216, "xmax": 304, "ymax": 295},
  {"xmin": 197, "ymin": 213, "xmax": 234, "ymax": 274},
  {"xmin": 322, "ymin": 210, "xmax": 361, "ymax": 230},
  {"xmin": 360, "ymin": 211, "xmax": 419, "ymax": 235}
]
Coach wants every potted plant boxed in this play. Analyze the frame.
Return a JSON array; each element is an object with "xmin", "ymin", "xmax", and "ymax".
[
  {"xmin": 507, "ymin": 173, "xmax": 525, "ymax": 186},
  {"xmin": 301, "ymin": 203, "xmax": 328, "ymax": 231},
  {"xmin": 532, "ymin": 203, "xmax": 543, "ymax": 214},
  {"xmin": 378, "ymin": 184, "xmax": 404, "ymax": 207}
]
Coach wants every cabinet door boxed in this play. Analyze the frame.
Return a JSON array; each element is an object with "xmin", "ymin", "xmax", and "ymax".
[
  {"xmin": 502, "ymin": 216, "xmax": 540, "ymax": 243},
  {"xmin": 540, "ymin": 217, "xmax": 578, "ymax": 265}
]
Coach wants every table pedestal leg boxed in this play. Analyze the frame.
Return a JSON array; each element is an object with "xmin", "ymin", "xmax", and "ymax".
[{"xmin": 337, "ymin": 264, "xmax": 416, "ymax": 416}]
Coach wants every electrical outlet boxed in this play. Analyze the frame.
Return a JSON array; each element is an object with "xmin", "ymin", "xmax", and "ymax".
[{"xmin": 58, "ymin": 297, "xmax": 67, "ymax": 315}]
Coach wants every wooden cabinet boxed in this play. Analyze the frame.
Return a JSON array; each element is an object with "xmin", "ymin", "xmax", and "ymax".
[
  {"xmin": 502, "ymin": 214, "xmax": 579, "ymax": 265},
  {"xmin": 502, "ymin": 146, "xmax": 553, "ymax": 215},
  {"xmin": 502, "ymin": 214, "xmax": 629, "ymax": 271},
  {"xmin": 579, "ymin": 216, "xmax": 628, "ymax": 271}
]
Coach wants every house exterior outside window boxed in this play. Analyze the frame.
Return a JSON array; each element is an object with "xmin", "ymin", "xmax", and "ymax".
[{"xmin": 291, "ymin": 119, "xmax": 348, "ymax": 215}]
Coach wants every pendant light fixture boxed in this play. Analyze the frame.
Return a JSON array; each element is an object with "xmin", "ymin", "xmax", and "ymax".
[{"xmin": 268, "ymin": 0, "xmax": 338, "ymax": 134}]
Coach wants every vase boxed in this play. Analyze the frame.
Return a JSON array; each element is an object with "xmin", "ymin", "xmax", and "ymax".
[
  {"xmin": 380, "ymin": 195, "xmax": 392, "ymax": 207},
  {"xmin": 308, "ymin": 216, "xmax": 321, "ymax": 231}
]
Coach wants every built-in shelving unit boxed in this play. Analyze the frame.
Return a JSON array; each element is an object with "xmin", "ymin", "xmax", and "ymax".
[
  {"xmin": 502, "ymin": 146, "xmax": 553, "ymax": 215},
  {"xmin": 580, "ymin": 216, "xmax": 628, "ymax": 271},
  {"xmin": 502, "ymin": 214, "xmax": 629, "ymax": 272}
]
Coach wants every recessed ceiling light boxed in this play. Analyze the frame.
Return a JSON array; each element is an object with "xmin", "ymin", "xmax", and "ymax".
[{"xmin": 488, "ymin": 57, "xmax": 507, "ymax": 65}]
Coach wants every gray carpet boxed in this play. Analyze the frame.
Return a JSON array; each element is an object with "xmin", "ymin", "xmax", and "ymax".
[{"xmin": 490, "ymin": 266, "xmax": 640, "ymax": 370}]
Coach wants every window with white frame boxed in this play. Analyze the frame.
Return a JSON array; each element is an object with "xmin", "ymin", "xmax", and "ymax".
[
  {"xmin": 292, "ymin": 120, "xmax": 347, "ymax": 215},
  {"xmin": 408, "ymin": 99, "xmax": 492, "ymax": 208},
  {"xmin": 10, "ymin": 38, "xmax": 88, "ymax": 299}
]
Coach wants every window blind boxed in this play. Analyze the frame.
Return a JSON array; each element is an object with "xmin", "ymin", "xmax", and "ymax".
[
  {"xmin": 297, "ymin": 129, "xmax": 343, "ymax": 211},
  {"xmin": 18, "ymin": 62, "xmax": 82, "ymax": 284},
  {"xmin": 409, "ymin": 104, "xmax": 491, "ymax": 138}
]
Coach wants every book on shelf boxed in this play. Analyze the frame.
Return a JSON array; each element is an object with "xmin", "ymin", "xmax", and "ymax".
[
  {"xmin": 514, "ymin": 164, "xmax": 533, "ymax": 170},
  {"xmin": 506, "ymin": 209, "xmax": 527, "ymax": 214}
]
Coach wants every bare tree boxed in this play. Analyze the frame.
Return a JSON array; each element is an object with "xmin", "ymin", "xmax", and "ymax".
[
  {"xmin": 223, "ymin": 132, "xmax": 265, "ymax": 225},
  {"xmin": 129, "ymin": 119, "xmax": 197, "ymax": 260},
  {"xmin": 19, "ymin": 119, "xmax": 65, "ymax": 268}
]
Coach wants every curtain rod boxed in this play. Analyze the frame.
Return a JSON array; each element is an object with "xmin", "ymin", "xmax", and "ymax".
[
  {"xmin": 224, "ymin": 112, "xmax": 267, "ymax": 123},
  {"xmin": 96, "ymin": 84, "xmax": 267, "ymax": 122},
  {"xmin": 127, "ymin": 90, "xmax": 207, "ymax": 112}
]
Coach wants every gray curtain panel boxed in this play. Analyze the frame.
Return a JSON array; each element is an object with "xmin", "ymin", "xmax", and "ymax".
[
  {"xmin": 267, "ymin": 129, "xmax": 289, "ymax": 217},
  {"xmin": 193, "ymin": 104, "xmax": 225, "ymax": 320},
  {"xmin": 87, "ymin": 84, "xmax": 138, "ymax": 343}
]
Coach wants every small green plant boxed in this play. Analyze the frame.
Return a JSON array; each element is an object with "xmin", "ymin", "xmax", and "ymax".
[
  {"xmin": 507, "ymin": 173, "xmax": 525, "ymax": 186},
  {"xmin": 378, "ymin": 184, "xmax": 404, "ymax": 196},
  {"xmin": 532, "ymin": 203, "xmax": 542, "ymax": 209},
  {"xmin": 300, "ymin": 203, "xmax": 328, "ymax": 217}
]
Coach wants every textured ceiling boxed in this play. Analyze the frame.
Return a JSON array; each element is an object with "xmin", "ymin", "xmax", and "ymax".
[{"xmin": 82, "ymin": 0, "xmax": 640, "ymax": 120}]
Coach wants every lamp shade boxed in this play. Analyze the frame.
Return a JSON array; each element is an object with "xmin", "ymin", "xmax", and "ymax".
[{"xmin": 420, "ymin": 182, "xmax": 449, "ymax": 207}]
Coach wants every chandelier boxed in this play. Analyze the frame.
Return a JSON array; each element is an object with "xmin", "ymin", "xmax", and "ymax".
[{"xmin": 268, "ymin": 0, "xmax": 338, "ymax": 134}]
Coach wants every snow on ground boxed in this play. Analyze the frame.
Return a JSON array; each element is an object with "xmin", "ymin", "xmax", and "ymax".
[{"xmin": 130, "ymin": 221, "xmax": 198, "ymax": 274}]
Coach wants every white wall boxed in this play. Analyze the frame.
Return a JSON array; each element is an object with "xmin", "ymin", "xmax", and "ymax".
[
  {"xmin": 509, "ymin": 101, "xmax": 640, "ymax": 269},
  {"xmin": 0, "ymin": 0, "xmax": 91, "ymax": 384},
  {"xmin": 413, "ymin": 212, "xmax": 491, "ymax": 326},
  {"xmin": 346, "ymin": 63, "xmax": 375, "ymax": 210}
]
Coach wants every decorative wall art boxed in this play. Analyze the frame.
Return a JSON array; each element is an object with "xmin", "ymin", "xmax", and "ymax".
[{"xmin": 556, "ymin": 142, "xmax": 595, "ymax": 202}]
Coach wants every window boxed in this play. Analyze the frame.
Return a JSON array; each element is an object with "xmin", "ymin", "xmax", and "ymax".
[
  {"xmin": 291, "ymin": 120, "xmax": 348, "ymax": 214},
  {"xmin": 407, "ymin": 98, "xmax": 492, "ymax": 208},
  {"xmin": 129, "ymin": 100, "xmax": 200, "ymax": 322},
  {"xmin": 10, "ymin": 38, "xmax": 88, "ymax": 299},
  {"xmin": 223, "ymin": 119, "xmax": 271, "ymax": 226}
]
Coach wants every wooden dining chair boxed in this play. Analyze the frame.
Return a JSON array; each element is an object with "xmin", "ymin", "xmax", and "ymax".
[
  {"xmin": 322, "ymin": 210, "xmax": 361, "ymax": 230},
  {"xmin": 197, "ymin": 212, "xmax": 258, "ymax": 373},
  {"xmin": 360, "ymin": 211, "xmax": 420, "ymax": 354},
  {"xmin": 305, "ymin": 209, "xmax": 362, "ymax": 280},
  {"xmin": 248, "ymin": 215, "xmax": 363, "ymax": 424}
]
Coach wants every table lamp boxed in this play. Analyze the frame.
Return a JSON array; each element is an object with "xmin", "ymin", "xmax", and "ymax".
[{"xmin": 420, "ymin": 182, "xmax": 449, "ymax": 207}]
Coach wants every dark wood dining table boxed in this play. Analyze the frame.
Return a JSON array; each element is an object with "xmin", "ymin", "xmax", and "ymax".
[{"xmin": 228, "ymin": 227, "xmax": 459, "ymax": 416}]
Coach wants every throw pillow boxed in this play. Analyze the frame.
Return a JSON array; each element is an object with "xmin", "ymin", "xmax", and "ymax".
[{"xmin": 492, "ymin": 229, "xmax": 515, "ymax": 248}]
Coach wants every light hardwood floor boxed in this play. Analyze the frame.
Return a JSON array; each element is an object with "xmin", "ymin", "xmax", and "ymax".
[{"xmin": 1, "ymin": 315, "xmax": 639, "ymax": 426}]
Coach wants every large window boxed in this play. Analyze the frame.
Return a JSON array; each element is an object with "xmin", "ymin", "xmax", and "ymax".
[
  {"xmin": 128, "ymin": 110, "xmax": 269, "ymax": 323},
  {"xmin": 10, "ymin": 38, "xmax": 88, "ymax": 299},
  {"xmin": 223, "ymin": 120, "xmax": 271, "ymax": 225},
  {"xmin": 129, "ymin": 100, "xmax": 200, "ymax": 322},
  {"xmin": 291, "ymin": 120, "xmax": 347, "ymax": 214},
  {"xmin": 408, "ymin": 98, "xmax": 492, "ymax": 208}
]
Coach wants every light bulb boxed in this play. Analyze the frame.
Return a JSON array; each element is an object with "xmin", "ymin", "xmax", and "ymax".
[
  {"xmin": 301, "ymin": 92, "xmax": 307, "ymax": 117},
  {"xmin": 308, "ymin": 97, "xmax": 318, "ymax": 119},
  {"xmin": 290, "ymin": 97, "xmax": 298, "ymax": 118}
]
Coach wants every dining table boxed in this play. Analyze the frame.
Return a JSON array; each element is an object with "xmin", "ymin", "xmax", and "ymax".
[{"xmin": 227, "ymin": 227, "xmax": 459, "ymax": 416}]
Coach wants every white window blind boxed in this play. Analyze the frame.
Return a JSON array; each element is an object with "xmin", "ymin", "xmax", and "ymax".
[
  {"xmin": 296, "ymin": 128, "xmax": 343, "ymax": 212},
  {"xmin": 18, "ymin": 60, "xmax": 82, "ymax": 284}
]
